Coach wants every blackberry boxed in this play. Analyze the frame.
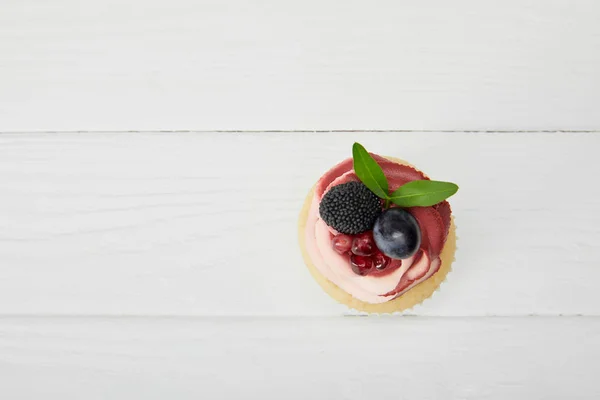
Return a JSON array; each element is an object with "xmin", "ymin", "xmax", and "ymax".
[{"xmin": 319, "ymin": 181, "xmax": 382, "ymax": 234}]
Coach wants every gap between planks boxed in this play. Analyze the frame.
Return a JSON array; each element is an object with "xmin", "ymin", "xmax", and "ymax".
[
  {"xmin": 0, "ymin": 314, "xmax": 597, "ymax": 320},
  {"xmin": 0, "ymin": 130, "xmax": 599, "ymax": 134}
]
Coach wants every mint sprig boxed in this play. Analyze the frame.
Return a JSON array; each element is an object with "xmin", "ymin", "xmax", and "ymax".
[
  {"xmin": 389, "ymin": 180, "xmax": 458, "ymax": 207},
  {"xmin": 351, "ymin": 142, "xmax": 458, "ymax": 208},
  {"xmin": 352, "ymin": 142, "xmax": 389, "ymax": 199}
]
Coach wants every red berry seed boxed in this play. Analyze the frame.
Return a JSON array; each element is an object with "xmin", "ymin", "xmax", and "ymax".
[
  {"xmin": 332, "ymin": 234, "xmax": 353, "ymax": 254},
  {"xmin": 350, "ymin": 254, "xmax": 373, "ymax": 276},
  {"xmin": 351, "ymin": 232, "xmax": 375, "ymax": 256},
  {"xmin": 372, "ymin": 252, "xmax": 390, "ymax": 270}
]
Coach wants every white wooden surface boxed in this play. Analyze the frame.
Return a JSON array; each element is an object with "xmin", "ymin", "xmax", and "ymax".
[
  {"xmin": 1, "ymin": 132, "xmax": 599, "ymax": 317},
  {"xmin": 1, "ymin": 137, "xmax": 598, "ymax": 400},
  {"xmin": 1, "ymin": 132, "xmax": 600, "ymax": 398},
  {"xmin": 1, "ymin": 0, "xmax": 600, "ymax": 131},
  {"xmin": 2, "ymin": 1, "xmax": 600, "ymax": 398},
  {"xmin": 1, "ymin": 317, "xmax": 598, "ymax": 399}
]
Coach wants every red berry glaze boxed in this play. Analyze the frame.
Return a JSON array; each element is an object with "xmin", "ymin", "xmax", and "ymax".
[
  {"xmin": 350, "ymin": 254, "xmax": 373, "ymax": 276},
  {"xmin": 351, "ymin": 232, "xmax": 375, "ymax": 256},
  {"xmin": 372, "ymin": 252, "xmax": 390, "ymax": 270},
  {"xmin": 331, "ymin": 234, "xmax": 353, "ymax": 254}
]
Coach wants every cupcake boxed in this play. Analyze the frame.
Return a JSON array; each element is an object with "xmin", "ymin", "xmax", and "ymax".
[{"xmin": 298, "ymin": 143, "xmax": 458, "ymax": 313}]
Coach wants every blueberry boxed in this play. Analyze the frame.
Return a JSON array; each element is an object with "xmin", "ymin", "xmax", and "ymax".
[{"xmin": 373, "ymin": 208, "xmax": 421, "ymax": 259}]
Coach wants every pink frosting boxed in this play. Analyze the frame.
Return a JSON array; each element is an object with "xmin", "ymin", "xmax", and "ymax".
[{"xmin": 304, "ymin": 155, "xmax": 449, "ymax": 304}]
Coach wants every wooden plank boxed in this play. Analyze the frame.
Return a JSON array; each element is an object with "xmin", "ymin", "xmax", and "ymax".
[
  {"xmin": 0, "ymin": 316, "xmax": 598, "ymax": 399},
  {"xmin": 0, "ymin": 132, "xmax": 598, "ymax": 316},
  {"xmin": 1, "ymin": 0, "xmax": 599, "ymax": 131}
]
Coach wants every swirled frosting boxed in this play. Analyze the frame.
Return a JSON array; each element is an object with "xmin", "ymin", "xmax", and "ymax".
[{"xmin": 304, "ymin": 155, "xmax": 451, "ymax": 304}]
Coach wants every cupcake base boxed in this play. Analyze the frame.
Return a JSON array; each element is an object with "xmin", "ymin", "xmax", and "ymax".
[{"xmin": 298, "ymin": 157, "xmax": 457, "ymax": 313}]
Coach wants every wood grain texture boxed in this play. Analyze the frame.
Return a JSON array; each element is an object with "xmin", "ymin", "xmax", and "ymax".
[
  {"xmin": 0, "ymin": 132, "xmax": 598, "ymax": 316},
  {"xmin": 1, "ymin": 0, "xmax": 600, "ymax": 131},
  {"xmin": 0, "ymin": 316, "xmax": 598, "ymax": 399}
]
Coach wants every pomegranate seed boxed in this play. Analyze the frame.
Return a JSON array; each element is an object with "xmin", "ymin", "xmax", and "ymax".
[
  {"xmin": 373, "ymin": 252, "xmax": 391, "ymax": 270},
  {"xmin": 351, "ymin": 232, "xmax": 375, "ymax": 256},
  {"xmin": 332, "ymin": 234, "xmax": 353, "ymax": 254},
  {"xmin": 350, "ymin": 254, "xmax": 373, "ymax": 276}
]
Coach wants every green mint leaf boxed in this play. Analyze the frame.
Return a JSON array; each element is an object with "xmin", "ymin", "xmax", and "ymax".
[
  {"xmin": 389, "ymin": 180, "xmax": 458, "ymax": 207},
  {"xmin": 352, "ymin": 142, "xmax": 389, "ymax": 199}
]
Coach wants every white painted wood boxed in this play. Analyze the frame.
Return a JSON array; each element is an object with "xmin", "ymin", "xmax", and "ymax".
[
  {"xmin": 0, "ymin": 132, "xmax": 598, "ymax": 316},
  {"xmin": 1, "ymin": 0, "xmax": 599, "ymax": 131},
  {"xmin": 0, "ymin": 316, "xmax": 598, "ymax": 399}
]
